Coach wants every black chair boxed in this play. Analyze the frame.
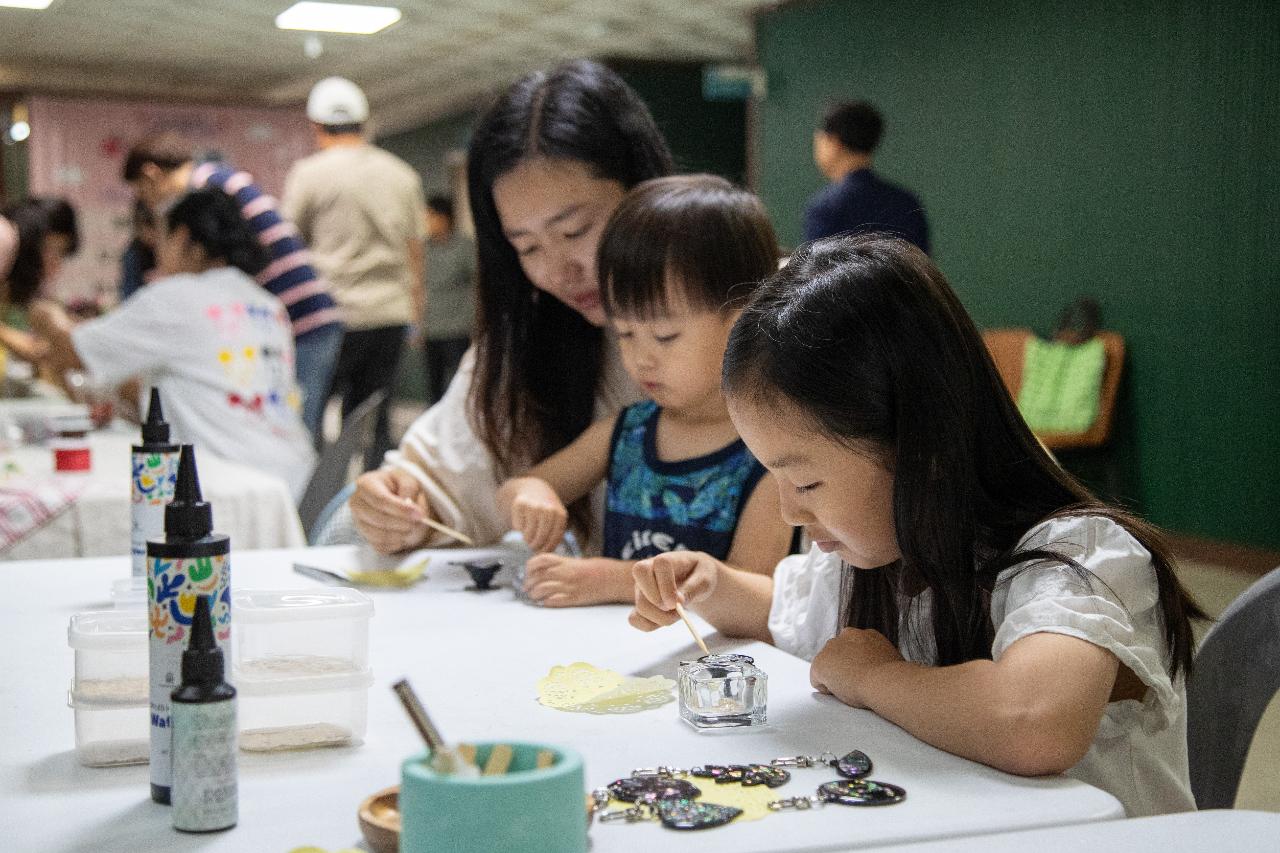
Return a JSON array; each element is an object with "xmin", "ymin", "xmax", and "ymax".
[
  {"xmin": 297, "ymin": 389, "xmax": 387, "ymax": 537},
  {"xmin": 1186, "ymin": 566, "xmax": 1280, "ymax": 809}
]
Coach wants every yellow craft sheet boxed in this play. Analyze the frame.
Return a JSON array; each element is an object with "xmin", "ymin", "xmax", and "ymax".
[
  {"xmin": 537, "ymin": 662, "xmax": 675, "ymax": 714},
  {"xmin": 346, "ymin": 556, "xmax": 429, "ymax": 588},
  {"xmin": 605, "ymin": 781, "xmax": 779, "ymax": 823}
]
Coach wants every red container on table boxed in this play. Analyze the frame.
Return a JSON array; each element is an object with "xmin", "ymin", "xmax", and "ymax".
[{"xmin": 49, "ymin": 414, "xmax": 93, "ymax": 473}]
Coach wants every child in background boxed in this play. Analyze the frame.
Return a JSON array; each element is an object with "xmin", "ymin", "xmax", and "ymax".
[
  {"xmin": 34, "ymin": 188, "xmax": 316, "ymax": 499},
  {"xmin": 630, "ymin": 234, "xmax": 1205, "ymax": 817},
  {"xmin": 498, "ymin": 175, "xmax": 793, "ymax": 607}
]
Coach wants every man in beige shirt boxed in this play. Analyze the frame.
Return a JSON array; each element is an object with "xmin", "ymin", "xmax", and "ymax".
[{"xmin": 283, "ymin": 76, "xmax": 426, "ymax": 467}]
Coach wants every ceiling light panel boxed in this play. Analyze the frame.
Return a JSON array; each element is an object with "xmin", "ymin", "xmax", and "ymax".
[{"xmin": 275, "ymin": 2, "xmax": 401, "ymax": 35}]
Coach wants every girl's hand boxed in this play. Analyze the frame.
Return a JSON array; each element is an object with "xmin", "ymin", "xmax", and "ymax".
[
  {"xmin": 809, "ymin": 627, "xmax": 905, "ymax": 708},
  {"xmin": 629, "ymin": 552, "xmax": 723, "ymax": 632},
  {"xmin": 522, "ymin": 555, "xmax": 627, "ymax": 607},
  {"xmin": 506, "ymin": 477, "xmax": 568, "ymax": 553},
  {"xmin": 350, "ymin": 468, "xmax": 431, "ymax": 554}
]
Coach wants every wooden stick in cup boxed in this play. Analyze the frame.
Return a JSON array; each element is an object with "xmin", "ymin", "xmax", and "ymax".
[
  {"xmin": 391, "ymin": 679, "xmax": 478, "ymax": 777},
  {"xmin": 416, "ymin": 514, "xmax": 474, "ymax": 546},
  {"xmin": 536, "ymin": 749, "xmax": 556, "ymax": 769},
  {"xmin": 674, "ymin": 602, "xmax": 710, "ymax": 656},
  {"xmin": 483, "ymin": 743, "xmax": 514, "ymax": 776}
]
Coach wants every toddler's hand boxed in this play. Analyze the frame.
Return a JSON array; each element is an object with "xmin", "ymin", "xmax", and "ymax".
[
  {"xmin": 629, "ymin": 552, "xmax": 721, "ymax": 632},
  {"xmin": 522, "ymin": 555, "xmax": 622, "ymax": 608},
  {"xmin": 506, "ymin": 478, "xmax": 568, "ymax": 553},
  {"xmin": 809, "ymin": 627, "xmax": 904, "ymax": 707}
]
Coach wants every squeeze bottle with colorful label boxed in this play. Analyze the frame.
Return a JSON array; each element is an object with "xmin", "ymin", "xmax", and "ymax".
[
  {"xmin": 131, "ymin": 388, "xmax": 180, "ymax": 578},
  {"xmin": 146, "ymin": 445, "xmax": 230, "ymax": 805}
]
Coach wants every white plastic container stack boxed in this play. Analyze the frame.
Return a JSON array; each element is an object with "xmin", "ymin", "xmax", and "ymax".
[
  {"xmin": 67, "ymin": 610, "xmax": 149, "ymax": 766},
  {"xmin": 230, "ymin": 588, "xmax": 374, "ymax": 752}
]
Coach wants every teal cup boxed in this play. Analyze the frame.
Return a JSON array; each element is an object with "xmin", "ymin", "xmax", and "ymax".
[{"xmin": 399, "ymin": 742, "xmax": 587, "ymax": 853}]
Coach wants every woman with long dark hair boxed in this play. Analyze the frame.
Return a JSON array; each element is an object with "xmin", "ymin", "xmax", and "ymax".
[
  {"xmin": 630, "ymin": 234, "xmax": 1206, "ymax": 817},
  {"xmin": 350, "ymin": 60, "xmax": 672, "ymax": 552}
]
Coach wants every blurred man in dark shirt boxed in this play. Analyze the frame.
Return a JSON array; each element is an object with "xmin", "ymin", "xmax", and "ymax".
[{"xmin": 803, "ymin": 101, "xmax": 930, "ymax": 254}]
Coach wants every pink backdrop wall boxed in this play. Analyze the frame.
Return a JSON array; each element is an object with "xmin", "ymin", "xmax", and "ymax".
[{"xmin": 27, "ymin": 95, "xmax": 312, "ymax": 306}]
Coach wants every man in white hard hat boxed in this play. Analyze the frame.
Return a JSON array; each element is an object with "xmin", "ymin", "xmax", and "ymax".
[{"xmin": 283, "ymin": 76, "xmax": 426, "ymax": 466}]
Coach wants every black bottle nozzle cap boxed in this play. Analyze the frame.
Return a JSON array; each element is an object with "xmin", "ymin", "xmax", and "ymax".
[
  {"xmin": 141, "ymin": 387, "xmax": 170, "ymax": 445},
  {"xmin": 181, "ymin": 595, "xmax": 225, "ymax": 686},
  {"xmin": 165, "ymin": 445, "xmax": 213, "ymax": 539}
]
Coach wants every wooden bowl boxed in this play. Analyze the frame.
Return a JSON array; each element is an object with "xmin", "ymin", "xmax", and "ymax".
[{"xmin": 358, "ymin": 785, "xmax": 401, "ymax": 853}]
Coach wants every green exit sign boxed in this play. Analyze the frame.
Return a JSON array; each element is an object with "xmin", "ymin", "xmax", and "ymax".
[{"xmin": 703, "ymin": 65, "xmax": 767, "ymax": 101}]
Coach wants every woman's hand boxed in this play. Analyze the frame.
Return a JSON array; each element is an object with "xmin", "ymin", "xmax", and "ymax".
[
  {"xmin": 350, "ymin": 468, "xmax": 432, "ymax": 554},
  {"xmin": 522, "ymin": 555, "xmax": 629, "ymax": 607},
  {"xmin": 503, "ymin": 477, "xmax": 568, "ymax": 553},
  {"xmin": 629, "ymin": 551, "xmax": 723, "ymax": 632},
  {"xmin": 809, "ymin": 627, "xmax": 905, "ymax": 708}
]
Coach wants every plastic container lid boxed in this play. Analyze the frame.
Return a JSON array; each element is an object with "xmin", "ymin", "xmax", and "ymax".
[
  {"xmin": 67, "ymin": 679, "xmax": 149, "ymax": 709},
  {"xmin": 231, "ymin": 666, "xmax": 374, "ymax": 696},
  {"xmin": 48, "ymin": 413, "xmax": 94, "ymax": 435},
  {"xmin": 67, "ymin": 611, "xmax": 147, "ymax": 650},
  {"xmin": 232, "ymin": 588, "xmax": 374, "ymax": 623}
]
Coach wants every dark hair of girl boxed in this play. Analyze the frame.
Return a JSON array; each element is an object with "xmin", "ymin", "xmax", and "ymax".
[
  {"xmin": 466, "ymin": 59, "xmax": 673, "ymax": 530},
  {"xmin": 3, "ymin": 197, "xmax": 79, "ymax": 306},
  {"xmin": 166, "ymin": 188, "xmax": 268, "ymax": 277},
  {"xmin": 598, "ymin": 175, "xmax": 780, "ymax": 319},
  {"xmin": 722, "ymin": 234, "xmax": 1206, "ymax": 677}
]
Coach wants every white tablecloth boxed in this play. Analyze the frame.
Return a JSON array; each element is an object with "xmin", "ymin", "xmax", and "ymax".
[
  {"xmin": 0, "ymin": 425, "xmax": 304, "ymax": 560},
  {"xmin": 0, "ymin": 546, "xmax": 1122, "ymax": 852},
  {"xmin": 866, "ymin": 809, "xmax": 1278, "ymax": 852}
]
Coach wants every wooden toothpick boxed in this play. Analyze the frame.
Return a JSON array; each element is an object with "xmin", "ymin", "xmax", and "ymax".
[{"xmin": 674, "ymin": 603, "xmax": 710, "ymax": 656}]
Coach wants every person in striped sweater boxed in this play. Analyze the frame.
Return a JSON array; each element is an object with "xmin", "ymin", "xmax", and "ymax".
[{"xmin": 123, "ymin": 133, "xmax": 343, "ymax": 442}]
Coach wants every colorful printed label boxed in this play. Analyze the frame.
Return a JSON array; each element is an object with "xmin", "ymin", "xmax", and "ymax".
[
  {"xmin": 148, "ymin": 552, "xmax": 230, "ymax": 794},
  {"xmin": 131, "ymin": 450, "xmax": 179, "ymax": 577},
  {"xmin": 171, "ymin": 699, "xmax": 238, "ymax": 831}
]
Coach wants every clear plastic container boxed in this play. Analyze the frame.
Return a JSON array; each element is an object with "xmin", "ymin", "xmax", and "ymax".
[
  {"xmin": 232, "ymin": 588, "xmax": 373, "ymax": 677},
  {"xmin": 68, "ymin": 686, "xmax": 150, "ymax": 767},
  {"xmin": 68, "ymin": 610, "xmax": 148, "ymax": 701},
  {"xmin": 67, "ymin": 610, "xmax": 149, "ymax": 766},
  {"xmin": 234, "ymin": 667, "xmax": 373, "ymax": 752},
  {"xmin": 111, "ymin": 576, "xmax": 148, "ymax": 610}
]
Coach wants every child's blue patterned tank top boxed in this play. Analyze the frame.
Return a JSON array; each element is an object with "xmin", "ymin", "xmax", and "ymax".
[{"xmin": 603, "ymin": 400, "xmax": 766, "ymax": 561}]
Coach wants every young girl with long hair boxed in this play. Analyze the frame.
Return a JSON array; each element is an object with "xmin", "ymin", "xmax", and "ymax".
[{"xmin": 631, "ymin": 234, "xmax": 1205, "ymax": 817}]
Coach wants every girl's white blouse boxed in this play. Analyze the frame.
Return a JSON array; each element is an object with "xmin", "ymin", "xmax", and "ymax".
[{"xmin": 767, "ymin": 514, "xmax": 1196, "ymax": 817}]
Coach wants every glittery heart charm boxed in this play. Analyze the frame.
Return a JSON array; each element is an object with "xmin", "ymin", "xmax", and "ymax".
[
  {"xmin": 818, "ymin": 779, "xmax": 907, "ymax": 806},
  {"xmin": 691, "ymin": 763, "xmax": 791, "ymax": 787},
  {"xmin": 656, "ymin": 798, "xmax": 743, "ymax": 830},
  {"xmin": 608, "ymin": 776, "xmax": 701, "ymax": 803},
  {"xmin": 832, "ymin": 750, "xmax": 873, "ymax": 779}
]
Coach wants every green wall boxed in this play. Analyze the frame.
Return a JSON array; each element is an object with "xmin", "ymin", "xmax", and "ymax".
[{"xmin": 755, "ymin": 0, "xmax": 1279, "ymax": 548}]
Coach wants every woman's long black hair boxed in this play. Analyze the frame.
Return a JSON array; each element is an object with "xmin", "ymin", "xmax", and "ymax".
[
  {"xmin": 722, "ymin": 235, "xmax": 1205, "ymax": 677},
  {"xmin": 466, "ymin": 60, "xmax": 673, "ymax": 532},
  {"xmin": 166, "ymin": 188, "xmax": 268, "ymax": 277},
  {"xmin": 3, "ymin": 196, "xmax": 79, "ymax": 306}
]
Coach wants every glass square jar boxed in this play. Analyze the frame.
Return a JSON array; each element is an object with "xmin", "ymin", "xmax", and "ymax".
[{"xmin": 677, "ymin": 653, "xmax": 767, "ymax": 728}]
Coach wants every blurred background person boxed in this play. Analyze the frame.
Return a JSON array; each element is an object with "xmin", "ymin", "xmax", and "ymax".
[
  {"xmin": 804, "ymin": 100, "xmax": 930, "ymax": 254},
  {"xmin": 123, "ymin": 133, "xmax": 343, "ymax": 442},
  {"xmin": 0, "ymin": 197, "xmax": 79, "ymax": 368},
  {"xmin": 117, "ymin": 199, "xmax": 159, "ymax": 303},
  {"xmin": 283, "ymin": 77, "xmax": 426, "ymax": 468},
  {"xmin": 421, "ymin": 194, "xmax": 475, "ymax": 404},
  {"xmin": 32, "ymin": 188, "xmax": 316, "ymax": 499}
]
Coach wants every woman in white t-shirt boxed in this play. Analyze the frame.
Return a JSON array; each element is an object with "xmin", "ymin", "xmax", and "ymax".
[
  {"xmin": 629, "ymin": 235, "xmax": 1208, "ymax": 817},
  {"xmin": 35, "ymin": 188, "xmax": 315, "ymax": 499}
]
